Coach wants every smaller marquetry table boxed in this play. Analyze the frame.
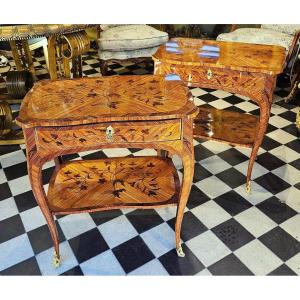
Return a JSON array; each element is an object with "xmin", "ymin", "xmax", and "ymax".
[
  {"xmin": 153, "ymin": 38, "xmax": 286, "ymax": 193},
  {"xmin": 16, "ymin": 75, "xmax": 198, "ymax": 267}
]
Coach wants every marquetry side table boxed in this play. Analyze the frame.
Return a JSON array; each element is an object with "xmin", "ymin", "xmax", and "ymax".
[
  {"xmin": 153, "ymin": 38, "xmax": 286, "ymax": 193},
  {"xmin": 16, "ymin": 75, "xmax": 198, "ymax": 267}
]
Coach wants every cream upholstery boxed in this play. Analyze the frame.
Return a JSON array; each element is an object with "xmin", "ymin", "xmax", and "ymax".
[
  {"xmin": 98, "ymin": 46, "xmax": 159, "ymax": 60},
  {"xmin": 98, "ymin": 25, "xmax": 168, "ymax": 60},
  {"xmin": 217, "ymin": 28, "xmax": 294, "ymax": 52},
  {"xmin": 261, "ymin": 24, "xmax": 300, "ymax": 35}
]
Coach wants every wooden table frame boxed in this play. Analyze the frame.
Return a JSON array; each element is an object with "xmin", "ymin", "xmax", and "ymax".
[
  {"xmin": 153, "ymin": 38, "xmax": 286, "ymax": 193},
  {"xmin": 17, "ymin": 76, "xmax": 198, "ymax": 267}
]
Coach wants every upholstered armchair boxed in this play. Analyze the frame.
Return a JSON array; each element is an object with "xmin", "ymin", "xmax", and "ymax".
[
  {"xmin": 97, "ymin": 25, "xmax": 169, "ymax": 75},
  {"xmin": 216, "ymin": 24, "xmax": 300, "ymax": 102}
]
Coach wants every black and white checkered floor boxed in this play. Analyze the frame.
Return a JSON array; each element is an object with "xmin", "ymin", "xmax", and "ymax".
[{"xmin": 0, "ymin": 51, "xmax": 300, "ymax": 275}]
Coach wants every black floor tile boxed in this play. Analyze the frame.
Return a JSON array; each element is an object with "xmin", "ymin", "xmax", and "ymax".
[
  {"xmin": 193, "ymin": 162, "xmax": 213, "ymax": 182},
  {"xmin": 42, "ymin": 166, "xmax": 55, "ymax": 185},
  {"xmin": 167, "ymin": 211, "xmax": 207, "ymax": 242},
  {"xmin": 208, "ymin": 253, "xmax": 253, "ymax": 275},
  {"xmin": 90, "ymin": 209, "xmax": 123, "ymax": 226},
  {"xmin": 214, "ymin": 190, "xmax": 252, "ymax": 216},
  {"xmin": 278, "ymin": 110, "xmax": 296, "ymax": 122},
  {"xmin": 126, "ymin": 209, "xmax": 164, "ymax": 234},
  {"xmin": 14, "ymin": 190, "xmax": 37, "ymax": 213},
  {"xmin": 3, "ymin": 162, "xmax": 28, "ymax": 181},
  {"xmin": 282, "ymin": 123, "xmax": 298, "ymax": 136},
  {"xmin": 212, "ymin": 218, "xmax": 255, "ymax": 251},
  {"xmin": 222, "ymin": 95, "xmax": 245, "ymax": 105},
  {"xmin": 218, "ymin": 148, "xmax": 249, "ymax": 166},
  {"xmin": 199, "ymin": 93, "xmax": 219, "ymax": 102},
  {"xmin": 80, "ymin": 150, "xmax": 107, "ymax": 160},
  {"xmin": 255, "ymin": 173, "xmax": 291, "ymax": 194},
  {"xmin": 0, "ymin": 215, "xmax": 25, "ymax": 243},
  {"xmin": 0, "ymin": 257, "xmax": 41, "ymax": 275},
  {"xmin": 256, "ymin": 152, "xmax": 286, "ymax": 171},
  {"xmin": 194, "ymin": 144, "xmax": 215, "ymax": 162},
  {"xmin": 186, "ymin": 185, "xmax": 210, "ymax": 209},
  {"xmin": 259, "ymin": 227, "xmax": 300, "ymax": 261},
  {"xmin": 112, "ymin": 236, "xmax": 155, "ymax": 273},
  {"xmin": 60, "ymin": 266, "xmax": 83, "ymax": 276},
  {"xmin": 62, "ymin": 153, "xmax": 81, "ymax": 161},
  {"xmin": 290, "ymin": 158, "xmax": 300, "ymax": 170},
  {"xmin": 0, "ymin": 182, "xmax": 12, "ymax": 201},
  {"xmin": 68, "ymin": 228, "xmax": 109, "ymax": 264},
  {"xmin": 257, "ymin": 197, "xmax": 297, "ymax": 224},
  {"xmin": 27, "ymin": 223, "xmax": 66, "ymax": 255},
  {"xmin": 261, "ymin": 136, "xmax": 282, "ymax": 151},
  {"xmin": 268, "ymin": 264, "xmax": 297, "ymax": 276},
  {"xmin": 159, "ymin": 244, "xmax": 205, "ymax": 275},
  {"xmin": 285, "ymin": 139, "xmax": 300, "ymax": 153},
  {"xmin": 216, "ymin": 168, "xmax": 246, "ymax": 189}
]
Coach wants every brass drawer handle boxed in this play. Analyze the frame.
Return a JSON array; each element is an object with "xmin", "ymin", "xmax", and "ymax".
[
  {"xmin": 106, "ymin": 125, "xmax": 114, "ymax": 141},
  {"xmin": 207, "ymin": 69, "xmax": 213, "ymax": 80}
]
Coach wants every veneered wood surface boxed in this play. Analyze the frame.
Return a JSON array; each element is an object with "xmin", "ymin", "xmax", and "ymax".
[
  {"xmin": 194, "ymin": 107, "xmax": 259, "ymax": 147},
  {"xmin": 16, "ymin": 75, "xmax": 198, "ymax": 128},
  {"xmin": 36, "ymin": 120, "xmax": 181, "ymax": 154},
  {"xmin": 47, "ymin": 156, "xmax": 179, "ymax": 214},
  {"xmin": 153, "ymin": 38, "xmax": 286, "ymax": 75}
]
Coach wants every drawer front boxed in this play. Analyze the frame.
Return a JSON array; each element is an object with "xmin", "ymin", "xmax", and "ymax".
[
  {"xmin": 155, "ymin": 63, "xmax": 265, "ymax": 95},
  {"xmin": 36, "ymin": 120, "xmax": 181, "ymax": 152}
]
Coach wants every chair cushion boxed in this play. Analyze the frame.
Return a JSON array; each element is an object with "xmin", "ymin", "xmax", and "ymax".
[
  {"xmin": 261, "ymin": 24, "xmax": 300, "ymax": 35},
  {"xmin": 217, "ymin": 28, "xmax": 294, "ymax": 51},
  {"xmin": 98, "ymin": 25, "xmax": 168, "ymax": 51},
  {"xmin": 98, "ymin": 46, "xmax": 159, "ymax": 60}
]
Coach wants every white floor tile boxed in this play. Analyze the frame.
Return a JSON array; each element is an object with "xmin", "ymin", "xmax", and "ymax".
[
  {"xmin": 200, "ymin": 155, "xmax": 231, "ymax": 174},
  {"xmin": 201, "ymin": 141, "xmax": 231, "ymax": 154},
  {"xmin": 102, "ymin": 148, "xmax": 132, "ymax": 157},
  {"xmin": 20, "ymin": 206, "xmax": 47, "ymax": 232},
  {"xmin": 234, "ymin": 207, "xmax": 277, "ymax": 238},
  {"xmin": 191, "ymin": 200, "xmax": 231, "ymax": 229},
  {"xmin": 266, "ymin": 129, "xmax": 296, "ymax": 144},
  {"xmin": 141, "ymin": 223, "xmax": 175, "ymax": 257},
  {"xmin": 269, "ymin": 145, "xmax": 300, "ymax": 164},
  {"xmin": 286, "ymin": 252, "xmax": 300, "ymax": 275},
  {"xmin": 156, "ymin": 206, "xmax": 178, "ymax": 221},
  {"xmin": 195, "ymin": 268, "xmax": 212, "ymax": 276},
  {"xmin": 272, "ymin": 164, "xmax": 300, "ymax": 185},
  {"xmin": 8, "ymin": 175, "xmax": 31, "ymax": 196},
  {"xmin": 80, "ymin": 250, "xmax": 125, "ymax": 275},
  {"xmin": 191, "ymin": 88, "xmax": 208, "ymax": 97},
  {"xmin": 186, "ymin": 231, "xmax": 231, "ymax": 267},
  {"xmin": 36, "ymin": 241, "xmax": 78, "ymax": 275},
  {"xmin": 276, "ymin": 187, "xmax": 300, "ymax": 212},
  {"xmin": 58, "ymin": 214, "xmax": 96, "ymax": 240},
  {"xmin": 209, "ymin": 99, "xmax": 233, "ymax": 109},
  {"xmin": 234, "ymin": 181, "xmax": 273, "ymax": 205},
  {"xmin": 280, "ymin": 215, "xmax": 300, "ymax": 242},
  {"xmin": 0, "ymin": 198, "xmax": 18, "ymax": 221},
  {"xmin": 132, "ymin": 148, "xmax": 157, "ymax": 157},
  {"xmin": 0, "ymin": 169, "xmax": 7, "ymax": 184},
  {"xmin": 268, "ymin": 115, "xmax": 291, "ymax": 128},
  {"xmin": 99, "ymin": 215, "xmax": 138, "ymax": 249},
  {"xmin": 0, "ymin": 234, "xmax": 34, "ymax": 271},
  {"xmin": 128, "ymin": 259, "xmax": 169, "ymax": 275},
  {"xmin": 0, "ymin": 150, "xmax": 27, "ymax": 168},
  {"xmin": 235, "ymin": 101, "xmax": 258, "ymax": 112},
  {"xmin": 195, "ymin": 176, "xmax": 231, "ymax": 199},
  {"xmin": 234, "ymin": 160, "xmax": 269, "ymax": 179},
  {"xmin": 234, "ymin": 239, "xmax": 282, "ymax": 275}
]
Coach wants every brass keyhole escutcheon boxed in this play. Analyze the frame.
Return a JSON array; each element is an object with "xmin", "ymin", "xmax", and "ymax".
[
  {"xmin": 106, "ymin": 125, "xmax": 114, "ymax": 141},
  {"xmin": 207, "ymin": 69, "xmax": 213, "ymax": 80}
]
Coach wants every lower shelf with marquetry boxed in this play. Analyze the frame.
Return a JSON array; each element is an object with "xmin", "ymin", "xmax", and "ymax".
[
  {"xmin": 193, "ymin": 107, "xmax": 259, "ymax": 147},
  {"xmin": 47, "ymin": 156, "xmax": 180, "ymax": 215}
]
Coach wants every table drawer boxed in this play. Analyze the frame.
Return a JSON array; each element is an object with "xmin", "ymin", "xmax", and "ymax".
[
  {"xmin": 156, "ymin": 63, "xmax": 265, "ymax": 94},
  {"xmin": 36, "ymin": 119, "xmax": 181, "ymax": 152}
]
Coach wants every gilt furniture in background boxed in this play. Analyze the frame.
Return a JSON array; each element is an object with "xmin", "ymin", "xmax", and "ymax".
[
  {"xmin": 153, "ymin": 38, "xmax": 286, "ymax": 193},
  {"xmin": 16, "ymin": 75, "xmax": 198, "ymax": 266},
  {"xmin": 97, "ymin": 25, "xmax": 168, "ymax": 75},
  {"xmin": 217, "ymin": 24, "xmax": 300, "ymax": 102}
]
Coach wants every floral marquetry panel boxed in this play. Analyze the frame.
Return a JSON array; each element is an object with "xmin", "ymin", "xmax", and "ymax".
[
  {"xmin": 16, "ymin": 75, "xmax": 197, "ymax": 128},
  {"xmin": 47, "ymin": 157, "xmax": 180, "ymax": 214}
]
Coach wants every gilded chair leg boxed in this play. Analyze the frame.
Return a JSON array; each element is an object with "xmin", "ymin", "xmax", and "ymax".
[
  {"xmin": 176, "ymin": 245, "xmax": 185, "ymax": 257},
  {"xmin": 245, "ymin": 181, "xmax": 251, "ymax": 194},
  {"xmin": 52, "ymin": 252, "xmax": 61, "ymax": 268}
]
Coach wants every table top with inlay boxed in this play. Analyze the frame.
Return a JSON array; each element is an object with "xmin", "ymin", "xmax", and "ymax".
[
  {"xmin": 153, "ymin": 38, "xmax": 286, "ymax": 75},
  {"xmin": 16, "ymin": 75, "xmax": 198, "ymax": 128}
]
